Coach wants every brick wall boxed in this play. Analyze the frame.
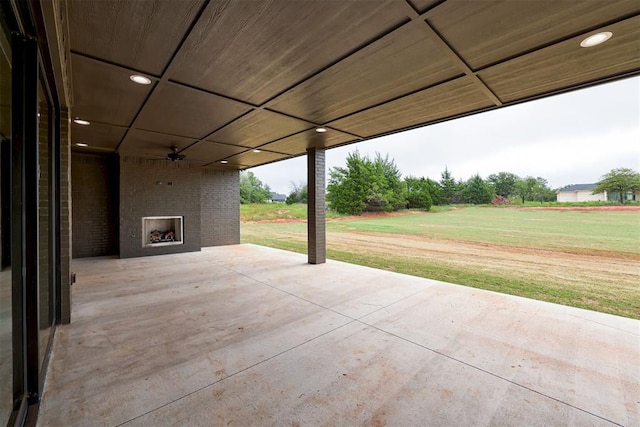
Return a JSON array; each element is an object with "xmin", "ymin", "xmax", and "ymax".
[
  {"xmin": 59, "ymin": 109, "xmax": 71, "ymax": 323},
  {"xmin": 71, "ymin": 156, "xmax": 240, "ymax": 259},
  {"xmin": 71, "ymin": 152, "xmax": 118, "ymax": 258},
  {"xmin": 119, "ymin": 157, "xmax": 201, "ymax": 258},
  {"xmin": 201, "ymin": 168, "xmax": 240, "ymax": 246}
]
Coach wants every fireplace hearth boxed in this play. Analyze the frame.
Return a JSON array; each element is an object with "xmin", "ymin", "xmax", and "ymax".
[{"xmin": 142, "ymin": 216, "xmax": 183, "ymax": 247}]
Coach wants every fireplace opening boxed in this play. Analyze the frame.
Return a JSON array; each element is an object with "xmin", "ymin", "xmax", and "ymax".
[{"xmin": 142, "ymin": 216, "xmax": 183, "ymax": 247}]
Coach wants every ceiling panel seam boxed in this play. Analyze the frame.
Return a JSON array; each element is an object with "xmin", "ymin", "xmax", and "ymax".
[
  {"xmin": 116, "ymin": 0, "xmax": 212, "ymax": 153},
  {"xmin": 259, "ymin": 17, "xmax": 413, "ymax": 109},
  {"xmin": 260, "ymin": 108, "xmax": 322, "ymax": 129},
  {"xmin": 249, "ymin": 128, "xmax": 315, "ymax": 151},
  {"xmin": 230, "ymin": 147, "xmax": 292, "ymax": 159},
  {"xmin": 176, "ymin": 110, "xmax": 258, "ymax": 154},
  {"xmin": 70, "ymin": 51, "xmax": 161, "ymax": 81},
  {"xmin": 471, "ymin": 11, "xmax": 640, "ymax": 72},
  {"xmin": 201, "ymin": 147, "xmax": 292, "ymax": 168},
  {"xmin": 202, "ymin": 160, "xmax": 250, "ymax": 168},
  {"xmin": 417, "ymin": 0, "xmax": 448, "ymax": 17},
  {"xmin": 396, "ymin": 0, "xmax": 420, "ymax": 19},
  {"xmin": 157, "ymin": 0, "xmax": 212, "ymax": 77},
  {"xmin": 307, "ymin": 74, "xmax": 466, "ymax": 128},
  {"xmin": 420, "ymin": 20, "xmax": 503, "ymax": 106},
  {"xmin": 210, "ymin": 148, "xmax": 293, "ymax": 166},
  {"xmin": 166, "ymin": 79, "xmax": 258, "ymax": 109},
  {"xmin": 246, "ymin": 125, "xmax": 361, "ymax": 153},
  {"xmin": 72, "ymin": 120, "xmax": 128, "ymax": 130},
  {"xmin": 113, "ymin": 81, "xmax": 160, "ymax": 153}
]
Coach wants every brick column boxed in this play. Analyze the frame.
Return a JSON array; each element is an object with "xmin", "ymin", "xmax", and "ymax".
[
  {"xmin": 307, "ymin": 148, "xmax": 326, "ymax": 264},
  {"xmin": 59, "ymin": 108, "xmax": 72, "ymax": 323},
  {"xmin": 201, "ymin": 169, "xmax": 240, "ymax": 246}
]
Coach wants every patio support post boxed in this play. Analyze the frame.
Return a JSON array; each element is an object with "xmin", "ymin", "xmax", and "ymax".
[{"xmin": 307, "ymin": 147, "xmax": 326, "ymax": 264}]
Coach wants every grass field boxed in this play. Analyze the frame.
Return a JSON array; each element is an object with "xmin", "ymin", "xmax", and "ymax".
[{"xmin": 240, "ymin": 204, "xmax": 640, "ymax": 319}]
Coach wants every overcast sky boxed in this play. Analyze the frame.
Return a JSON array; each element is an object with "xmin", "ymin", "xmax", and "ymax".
[{"xmin": 250, "ymin": 76, "xmax": 640, "ymax": 195}]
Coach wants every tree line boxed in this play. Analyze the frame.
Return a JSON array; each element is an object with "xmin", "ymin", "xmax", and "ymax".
[
  {"xmin": 326, "ymin": 151, "xmax": 560, "ymax": 215},
  {"xmin": 240, "ymin": 152, "xmax": 640, "ymax": 212}
]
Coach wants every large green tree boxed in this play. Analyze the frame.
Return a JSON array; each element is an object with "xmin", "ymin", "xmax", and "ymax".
[
  {"xmin": 368, "ymin": 153, "xmax": 406, "ymax": 212},
  {"xmin": 531, "ymin": 177, "xmax": 556, "ymax": 202},
  {"xmin": 515, "ymin": 176, "xmax": 555, "ymax": 204},
  {"xmin": 593, "ymin": 168, "xmax": 640, "ymax": 204},
  {"xmin": 327, "ymin": 151, "xmax": 407, "ymax": 215},
  {"xmin": 440, "ymin": 167, "xmax": 464, "ymax": 204},
  {"xmin": 463, "ymin": 174, "xmax": 493, "ymax": 204},
  {"xmin": 404, "ymin": 176, "xmax": 433, "ymax": 210},
  {"xmin": 239, "ymin": 171, "xmax": 272, "ymax": 204},
  {"xmin": 327, "ymin": 152, "xmax": 369, "ymax": 215},
  {"xmin": 424, "ymin": 177, "xmax": 444, "ymax": 205},
  {"xmin": 487, "ymin": 172, "xmax": 519, "ymax": 198},
  {"xmin": 514, "ymin": 176, "xmax": 539, "ymax": 204}
]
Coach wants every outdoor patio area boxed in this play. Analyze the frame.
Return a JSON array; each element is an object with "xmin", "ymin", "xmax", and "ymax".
[{"xmin": 37, "ymin": 244, "xmax": 639, "ymax": 426}]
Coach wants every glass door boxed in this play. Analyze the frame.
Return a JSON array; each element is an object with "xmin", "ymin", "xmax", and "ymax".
[
  {"xmin": 0, "ymin": 23, "xmax": 12, "ymax": 426},
  {"xmin": 38, "ymin": 79, "xmax": 53, "ymax": 373}
]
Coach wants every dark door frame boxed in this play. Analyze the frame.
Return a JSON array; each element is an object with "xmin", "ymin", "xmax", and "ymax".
[{"xmin": 3, "ymin": 0, "xmax": 62, "ymax": 424}]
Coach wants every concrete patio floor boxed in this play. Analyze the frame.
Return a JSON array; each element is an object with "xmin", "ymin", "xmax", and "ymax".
[{"xmin": 37, "ymin": 244, "xmax": 639, "ymax": 426}]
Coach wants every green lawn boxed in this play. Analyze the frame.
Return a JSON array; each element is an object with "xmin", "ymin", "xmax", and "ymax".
[
  {"xmin": 328, "ymin": 207, "xmax": 640, "ymax": 255},
  {"xmin": 241, "ymin": 205, "xmax": 640, "ymax": 318}
]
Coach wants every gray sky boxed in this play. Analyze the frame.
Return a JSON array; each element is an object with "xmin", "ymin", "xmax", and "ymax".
[{"xmin": 251, "ymin": 76, "xmax": 640, "ymax": 195}]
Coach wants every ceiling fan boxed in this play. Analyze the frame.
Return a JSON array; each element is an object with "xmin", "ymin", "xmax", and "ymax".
[{"xmin": 166, "ymin": 146, "xmax": 186, "ymax": 162}]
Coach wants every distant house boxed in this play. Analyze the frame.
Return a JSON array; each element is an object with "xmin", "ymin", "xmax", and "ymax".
[
  {"xmin": 556, "ymin": 184, "xmax": 606, "ymax": 202},
  {"xmin": 270, "ymin": 192, "xmax": 287, "ymax": 203},
  {"xmin": 557, "ymin": 184, "xmax": 639, "ymax": 202}
]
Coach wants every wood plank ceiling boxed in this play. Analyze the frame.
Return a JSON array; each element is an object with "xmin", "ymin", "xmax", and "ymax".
[{"xmin": 68, "ymin": 0, "xmax": 640, "ymax": 170}]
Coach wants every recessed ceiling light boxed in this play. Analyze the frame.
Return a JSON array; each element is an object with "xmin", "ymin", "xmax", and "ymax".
[
  {"xmin": 75, "ymin": 142, "xmax": 88, "ymax": 147},
  {"xmin": 73, "ymin": 118, "xmax": 90, "ymax": 125},
  {"xmin": 315, "ymin": 127, "xmax": 327, "ymax": 133},
  {"xmin": 580, "ymin": 31, "xmax": 613, "ymax": 48},
  {"xmin": 220, "ymin": 160, "xmax": 228, "ymax": 164},
  {"xmin": 252, "ymin": 149, "xmax": 261, "ymax": 153},
  {"xmin": 130, "ymin": 74, "xmax": 152, "ymax": 85}
]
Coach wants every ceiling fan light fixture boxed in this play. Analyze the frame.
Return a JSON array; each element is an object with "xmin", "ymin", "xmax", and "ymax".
[
  {"xmin": 166, "ymin": 146, "xmax": 186, "ymax": 161},
  {"xmin": 130, "ymin": 74, "xmax": 152, "ymax": 85},
  {"xmin": 315, "ymin": 127, "xmax": 327, "ymax": 133},
  {"xmin": 73, "ymin": 118, "xmax": 90, "ymax": 125},
  {"xmin": 580, "ymin": 31, "xmax": 612, "ymax": 48},
  {"xmin": 252, "ymin": 149, "xmax": 261, "ymax": 153},
  {"xmin": 220, "ymin": 160, "xmax": 228, "ymax": 164}
]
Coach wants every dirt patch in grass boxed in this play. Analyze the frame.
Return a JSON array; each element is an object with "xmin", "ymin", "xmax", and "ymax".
[{"xmin": 329, "ymin": 231, "xmax": 640, "ymax": 272}]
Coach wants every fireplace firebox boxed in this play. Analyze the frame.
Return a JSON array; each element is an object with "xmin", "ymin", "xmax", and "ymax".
[{"xmin": 142, "ymin": 216, "xmax": 183, "ymax": 247}]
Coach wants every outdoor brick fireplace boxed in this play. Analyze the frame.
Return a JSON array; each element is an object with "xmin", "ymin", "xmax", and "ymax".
[
  {"xmin": 118, "ymin": 157, "xmax": 238, "ymax": 258},
  {"xmin": 142, "ymin": 216, "xmax": 183, "ymax": 248}
]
